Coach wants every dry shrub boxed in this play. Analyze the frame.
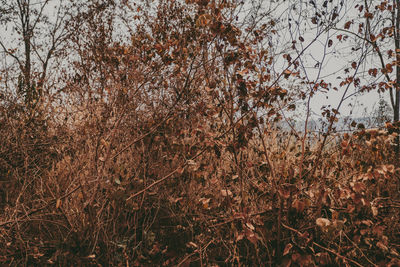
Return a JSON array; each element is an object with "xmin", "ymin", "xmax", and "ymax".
[
  {"xmin": 1, "ymin": 0, "xmax": 400, "ymax": 265},
  {"xmin": 1, "ymin": 96, "xmax": 400, "ymax": 266}
]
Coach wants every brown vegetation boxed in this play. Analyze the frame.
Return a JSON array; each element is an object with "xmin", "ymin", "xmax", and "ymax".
[{"xmin": 0, "ymin": 0, "xmax": 400, "ymax": 266}]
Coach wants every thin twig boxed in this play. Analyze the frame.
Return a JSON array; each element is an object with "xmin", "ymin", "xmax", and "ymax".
[
  {"xmin": 126, "ymin": 147, "xmax": 208, "ymax": 201},
  {"xmin": 0, "ymin": 185, "xmax": 81, "ymax": 228},
  {"xmin": 281, "ymin": 223, "xmax": 365, "ymax": 267},
  {"xmin": 342, "ymin": 231, "xmax": 377, "ymax": 267}
]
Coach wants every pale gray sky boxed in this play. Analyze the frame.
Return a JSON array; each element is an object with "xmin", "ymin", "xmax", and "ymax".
[
  {"xmin": 270, "ymin": 0, "xmax": 387, "ymax": 122},
  {"xmin": 0, "ymin": 0, "xmax": 391, "ymax": 126}
]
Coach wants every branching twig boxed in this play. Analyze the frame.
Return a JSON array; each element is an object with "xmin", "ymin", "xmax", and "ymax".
[
  {"xmin": 0, "ymin": 185, "xmax": 81, "ymax": 228},
  {"xmin": 281, "ymin": 223, "xmax": 365, "ymax": 267},
  {"xmin": 126, "ymin": 147, "xmax": 208, "ymax": 201},
  {"xmin": 342, "ymin": 230, "xmax": 377, "ymax": 267}
]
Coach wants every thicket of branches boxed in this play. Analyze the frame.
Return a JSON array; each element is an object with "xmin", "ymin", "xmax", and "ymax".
[{"xmin": 0, "ymin": 0, "xmax": 399, "ymax": 265}]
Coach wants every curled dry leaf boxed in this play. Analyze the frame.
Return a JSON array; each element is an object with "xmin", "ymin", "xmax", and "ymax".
[
  {"xmin": 199, "ymin": 198, "xmax": 211, "ymax": 209},
  {"xmin": 56, "ymin": 199, "xmax": 61, "ymax": 209},
  {"xmin": 221, "ymin": 189, "xmax": 233, "ymax": 197},
  {"xmin": 177, "ymin": 166, "xmax": 185, "ymax": 175},
  {"xmin": 376, "ymin": 241, "xmax": 389, "ymax": 253},
  {"xmin": 236, "ymin": 233, "xmax": 245, "ymax": 242},
  {"xmin": 186, "ymin": 242, "xmax": 198, "ymax": 249},
  {"xmin": 316, "ymin": 218, "xmax": 331, "ymax": 229},
  {"xmin": 245, "ymin": 222, "xmax": 255, "ymax": 231},
  {"xmin": 371, "ymin": 206, "xmax": 378, "ymax": 216},
  {"xmin": 283, "ymin": 243, "xmax": 293, "ymax": 256}
]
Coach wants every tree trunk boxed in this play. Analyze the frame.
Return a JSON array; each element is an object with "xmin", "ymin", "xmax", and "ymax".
[
  {"xmin": 393, "ymin": 0, "xmax": 400, "ymax": 156},
  {"xmin": 395, "ymin": 0, "xmax": 400, "ymax": 122}
]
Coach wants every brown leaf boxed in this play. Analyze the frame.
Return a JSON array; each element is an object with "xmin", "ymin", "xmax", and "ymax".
[
  {"xmin": 177, "ymin": 166, "xmax": 185, "ymax": 175},
  {"xmin": 221, "ymin": 189, "xmax": 233, "ymax": 197},
  {"xmin": 56, "ymin": 199, "xmax": 62, "ymax": 209},
  {"xmin": 283, "ymin": 243, "xmax": 293, "ymax": 256},
  {"xmin": 245, "ymin": 222, "xmax": 255, "ymax": 231},
  {"xmin": 364, "ymin": 12, "xmax": 373, "ymax": 19},
  {"xmin": 316, "ymin": 218, "xmax": 331, "ymax": 230},
  {"xmin": 377, "ymin": 241, "xmax": 389, "ymax": 253},
  {"xmin": 245, "ymin": 228, "xmax": 258, "ymax": 246},
  {"xmin": 279, "ymin": 188, "xmax": 290, "ymax": 199},
  {"xmin": 292, "ymin": 199, "xmax": 305, "ymax": 213},
  {"xmin": 283, "ymin": 69, "xmax": 292, "ymax": 79},
  {"xmin": 368, "ymin": 68, "xmax": 377, "ymax": 77},
  {"xmin": 385, "ymin": 63, "xmax": 393, "ymax": 73},
  {"xmin": 352, "ymin": 182, "xmax": 366, "ymax": 193},
  {"xmin": 311, "ymin": 17, "xmax": 318, "ymax": 24}
]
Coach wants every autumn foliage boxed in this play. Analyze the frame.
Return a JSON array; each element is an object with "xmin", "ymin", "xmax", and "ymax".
[{"xmin": 0, "ymin": 0, "xmax": 400, "ymax": 266}]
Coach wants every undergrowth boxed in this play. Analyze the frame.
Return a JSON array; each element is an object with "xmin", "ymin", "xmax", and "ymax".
[{"xmin": 0, "ymin": 100, "xmax": 399, "ymax": 266}]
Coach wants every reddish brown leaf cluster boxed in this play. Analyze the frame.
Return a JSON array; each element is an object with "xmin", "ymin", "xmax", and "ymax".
[{"xmin": 0, "ymin": 0, "xmax": 399, "ymax": 266}]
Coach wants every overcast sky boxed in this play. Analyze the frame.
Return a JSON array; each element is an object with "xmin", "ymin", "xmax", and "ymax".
[
  {"xmin": 278, "ymin": 0, "xmax": 390, "ymax": 121},
  {"xmin": 0, "ymin": 0, "xmax": 392, "ymax": 126}
]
